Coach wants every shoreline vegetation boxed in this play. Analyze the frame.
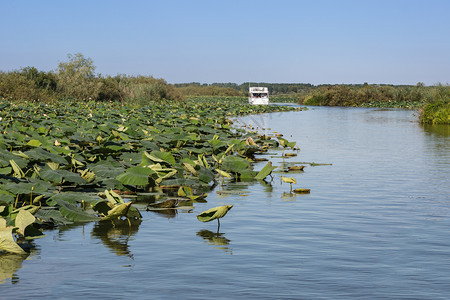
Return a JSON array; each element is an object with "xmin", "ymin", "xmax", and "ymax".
[
  {"xmin": 0, "ymin": 92, "xmax": 301, "ymax": 254},
  {"xmin": 1, "ymin": 53, "xmax": 448, "ymax": 123},
  {"xmin": 0, "ymin": 53, "xmax": 447, "ymax": 254}
]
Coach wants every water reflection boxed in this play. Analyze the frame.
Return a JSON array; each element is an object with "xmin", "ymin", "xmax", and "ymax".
[
  {"xmin": 91, "ymin": 219, "xmax": 141, "ymax": 258},
  {"xmin": 148, "ymin": 208, "xmax": 178, "ymax": 219},
  {"xmin": 0, "ymin": 253, "xmax": 29, "ymax": 284},
  {"xmin": 196, "ymin": 230, "xmax": 232, "ymax": 254},
  {"xmin": 422, "ymin": 124, "xmax": 450, "ymax": 136}
]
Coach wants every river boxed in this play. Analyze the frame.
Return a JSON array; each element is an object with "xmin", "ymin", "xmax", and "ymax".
[{"xmin": 2, "ymin": 105, "xmax": 449, "ymax": 299}]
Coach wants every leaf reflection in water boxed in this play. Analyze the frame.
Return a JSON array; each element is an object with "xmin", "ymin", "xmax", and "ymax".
[
  {"xmin": 91, "ymin": 219, "xmax": 141, "ymax": 258},
  {"xmin": 196, "ymin": 229, "xmax": 232, "ymax": 254},
  {"xmin": 0, "ymin": 253, "xmax": 29, "ymax": 284}
]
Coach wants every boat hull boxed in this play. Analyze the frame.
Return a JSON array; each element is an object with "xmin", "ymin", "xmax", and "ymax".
[{"xmin": 249, "ymin": 97, "xmax": 269, "ymax": 105}]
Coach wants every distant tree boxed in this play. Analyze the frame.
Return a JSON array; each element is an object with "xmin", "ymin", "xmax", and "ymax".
[{"xmin": 56, "ymin": 53, "xmax": 102, "ymax": 100}]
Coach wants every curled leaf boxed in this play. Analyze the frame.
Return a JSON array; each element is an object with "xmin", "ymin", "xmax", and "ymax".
[{"xmin": 197, "ymin": 205, "xmax": 233, "ymax": 223}]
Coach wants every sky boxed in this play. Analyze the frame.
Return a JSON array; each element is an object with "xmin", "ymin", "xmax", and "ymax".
[{"xmin": 1, "ymin": 0, "xmax": 449, "ymax": 85}]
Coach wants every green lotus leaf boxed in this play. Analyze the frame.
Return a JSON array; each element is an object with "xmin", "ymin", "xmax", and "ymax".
[
  {"xmin": 161, "ymin": 178, "xmax": 209, "ymax": 189},
  {"xmin": 26, "ymin": 139, "xmax": 42, "ymax": 147},
  {"xmin": 89, "ymin": 163, "xmax": 125, "ymax": 178},
  {"xmin": 143, "ymin": 151, "xmax": 176, "ymax": 166},
  {"xmin": 239, "ymin": 169, "xmax": 257, "ymax": 179},
  {"xmin": 254, "ymin": 162, "xmax": 277, "ymax": 180},
  {"xmin": 182, "ymin": 162, "xmax": 198, "ymax": 176},
  {"xmin": 9, "ymin": 160, "xmax": 25, "ymax": 178},
  {"xmin": 0, "ymin": 193, "xmax": 14, "ymax": 206},
  {"xmin": 197, "ymin": 205, "xmax": 233, "ymax": 222},
  {"xmin": 49, "ymin": 198, "xmax": 100, "ymax": 222},
  {"xmin": 215, "ymin": 169, "xmax": 232, "ymax": 178},
  {"xmin": 0, "ymin": 150, "xmax": 28, "ymax": 169},
  {"xmin": 0, "ymin": 167, "xmax": 12, "ymax": 175},
  {"xmin": 0, "ymin": 220, "xmax": 27, "ymax": 254},
  {"xmin": 25, "ymin": 148, "xmax": 68, "ymax": 165},
  {"xmin": 15, "ymin": 209, "xmax": 36, "ymax": 236},
  {"xmin": 196, "ymin": 166, "xmax": 215, "ymax": 183},
  {"xmin": 3, "ymin": 180, "xmax": 52, "ymax": 195},
  {"xmin": 34, "ymin": 208, "xmax": 73, "ymax": 226},
  {"xmin": 221, "ymin": 155, "xmax": 252, "ymax": 174},
  {"xmin": 100, "ymin": 202, "xmax": 133, "ymax": 221},
  {"xmin": 47, "ymin": 192, "xmax": 98, "ymax": 205},
  {"xmin": 116, "ymin": 166, "xmax": 156, "ymax": 186},
  {"xmin": 40, "ymin": 169, "xmax": 85, "ymax": 185}
]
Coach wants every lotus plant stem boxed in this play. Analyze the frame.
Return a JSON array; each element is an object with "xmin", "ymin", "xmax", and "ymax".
[{"xmin": 14, "ymin": 194, "xmax": 19, "ymax": 209}]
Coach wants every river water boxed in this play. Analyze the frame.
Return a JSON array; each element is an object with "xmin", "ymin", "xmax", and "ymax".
[{"xmin": 2, "ymin": 106, "xmax": 449, "ymax": 299}]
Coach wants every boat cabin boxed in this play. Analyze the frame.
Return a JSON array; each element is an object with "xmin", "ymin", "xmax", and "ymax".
[{"xmin": 248, "ymin": 87, "xmax": 269, "ymax": 105}]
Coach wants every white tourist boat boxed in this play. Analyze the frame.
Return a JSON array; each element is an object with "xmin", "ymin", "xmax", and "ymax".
[{"xmin": 248, "ymin": 87, "xmax": 269, "ymax": 105}]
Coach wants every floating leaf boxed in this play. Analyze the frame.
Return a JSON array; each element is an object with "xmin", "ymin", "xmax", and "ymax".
[
  {"xmin": 288, "ymin": 166, "xmax": 305, "ymax": 171},
  {"xmin": 116, "ymin": 166, "xmax": 156, "ymax": 186},
  {"xmin": 293, "ymin": 188, "xmax": 311, "ymax": 194}
]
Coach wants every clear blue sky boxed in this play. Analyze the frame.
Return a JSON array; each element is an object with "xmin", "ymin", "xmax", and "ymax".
[{"xmin": 1, "ymin": 0, "xmax": 449, "ymax": 85}]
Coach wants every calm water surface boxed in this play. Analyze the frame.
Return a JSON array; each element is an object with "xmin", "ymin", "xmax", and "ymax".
[{"xmin": 2, "ymin": 106, "xmax": 449, "ymax": 299}]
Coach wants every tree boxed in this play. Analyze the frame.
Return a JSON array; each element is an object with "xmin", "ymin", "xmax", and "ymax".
[{"xmin": 56, "ymin": 53, "xmax": 101, "ymax": 100}]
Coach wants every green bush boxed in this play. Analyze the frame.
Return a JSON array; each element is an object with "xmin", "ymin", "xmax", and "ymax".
[
  {"xmin": 419, "ymin": 84, "xmax": 450, "ymax": 124},
  {"xmin": 0, "ymin": 71, "xmax": 56, "ymax": 102}
]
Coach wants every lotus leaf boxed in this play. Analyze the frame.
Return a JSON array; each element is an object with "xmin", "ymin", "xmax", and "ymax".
[
  {"xmin": 0, "ymin": 219, "xmax": 26, "ymax": 254},
  {"xmin": 197, "ymin": 205, "xmax": 233, "ymax": 222},
  {"xmin": 215, "ymin": 169, "xmax": 232, "ymax": 178},
  {"xmin": 47, "ymin": 198, "xmax": 100, "ymax": 222},
  {"xmin": 9, "ymin": 160, "xmax": 25, "ymax": 178},
  {"xmin": 116, "ymin": 166, "xmax": 156, "ymax": 186},
  {"xmin": 145, "ymin": 151, "xmax": 176, "ymax": 166},
  {"xmin": 293, "ymin": 188, "xmax": 311, "ymax": 194},
  {"xmin": 3, "ymin": 181, "xmax": 52, "ymax": 195},
  {"xmin": 254, "ymin": 162, "xmax": 277, "ymax": 180},
  {"xmin": 222, "ymin": 156, "xmax": 252, "ymax": 174},
  {"xmin": 100, "ymin": 202, "xmax": 133, "ymax": 221},
  {"xmin": 15, "ymin": 209, "xmax": 36, "ymax": 236},
  {"xmin": 0, "ymin": 167, "xmax": 12, "ymax": 175},
  {"xmin": 26, "ymin": 139, "xmax": 42, "ymax": 147}
]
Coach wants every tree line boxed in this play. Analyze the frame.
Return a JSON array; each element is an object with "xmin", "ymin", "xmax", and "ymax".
[{"xmin": 0, "ymin": 53, "xmax": 183, "ymax": 104}]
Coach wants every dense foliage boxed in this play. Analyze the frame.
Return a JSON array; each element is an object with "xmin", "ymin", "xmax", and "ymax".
[
  {"xmin": 174, "ymin": 82, "xmax": 315, "ymax": 96},
  {"xmin": 0, "ymin": 53, "xmax": 183, "ymax": 104},
  {"xmin": 0, "ymin": 97, "xmax": 300, "ymax": 253},
  {"xmin": 419, "ymin": 85, "xmax": 450, "ymax": 124}
]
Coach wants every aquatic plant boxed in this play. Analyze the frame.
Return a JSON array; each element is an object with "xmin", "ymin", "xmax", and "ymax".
[
  {"xmin": 0, "ymin": 97, "xmax": 298, "ymax": 253},
  {"xmin": 197, "ymin": 205, "xmax": 233, "ymax": 232},
  {"xmin": 280, "ymin": 176, "xmax": 297, "ymax": 192}
]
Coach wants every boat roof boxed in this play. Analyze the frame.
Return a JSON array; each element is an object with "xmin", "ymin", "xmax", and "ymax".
[{"xmin": 249, "ymin": 87, "xmax": 268, "ymax": 92}]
